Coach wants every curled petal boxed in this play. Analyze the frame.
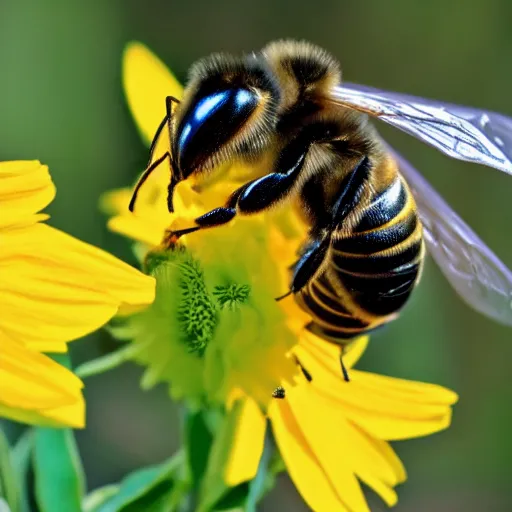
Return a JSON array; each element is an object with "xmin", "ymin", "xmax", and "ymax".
[
  {"xmin": 0, "ymin": 161, "xmax": 55, "ymax": 227},
  {"xmin": 0, "ymin": 223, "xmax": 155, "ymax": 346},
  {"xmin": 338, "ymin": 371, "xmax": 457, "ymax": 440},
  {"xmin": 0, "ymin": 398, "xmax": 84, "ymax": 429},
  {"xmin": 295, "ymin": 342, "xmax": 457, "ymax": 441},
  {"xmin": 0, "ymin": 335, "xmax": 84, "ymax": 428}
]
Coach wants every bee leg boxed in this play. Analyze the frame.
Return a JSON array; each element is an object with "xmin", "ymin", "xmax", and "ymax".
[
  {"xmin": 293, "ymin": 355, "xmax": 313, "ymax": 382},
  {"xmin": 225, "ymin": 138, "xmax": 311, "ymax": 214},
  {"xmin": 330, "ymin": 156, "xmax": 371, "ymax": 227},
  {"xmin": 195, "ymin": 207, "xmax": 237, "ymax": 227},
  {"xmin": 169, "ymin": 141, "xmax": 311, "ymax": 238},
  {"xmin": 339, "ymin": 350, "xmax": 350, "ymax": 382},
  {"xmin": 290, "ymin": 237, "xmax": 330, "ymax": 293},
  {"xmin": 166, "ymin": 205, "xmax": 239, "ymax": 239}
]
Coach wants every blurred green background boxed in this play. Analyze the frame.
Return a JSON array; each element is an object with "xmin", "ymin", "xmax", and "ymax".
[{"xmin": 1, "ymin": 0, "xmax": 512, "ymax": 510}]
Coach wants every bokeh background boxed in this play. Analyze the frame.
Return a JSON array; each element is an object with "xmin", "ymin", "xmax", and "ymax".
[{"xmin": 1, "ymin": 0, "xmax": 512, "ymax": 510}]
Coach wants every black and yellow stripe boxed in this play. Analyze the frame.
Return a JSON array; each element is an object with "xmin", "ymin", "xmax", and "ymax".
[{"xmin": 295, "ymin": 167, "xmax": 424, "ymax": 344}]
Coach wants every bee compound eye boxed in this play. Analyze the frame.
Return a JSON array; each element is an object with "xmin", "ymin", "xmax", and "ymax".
[{"xmin": 175, "ymin": 88, "xmax": 259, "ymax": 177}]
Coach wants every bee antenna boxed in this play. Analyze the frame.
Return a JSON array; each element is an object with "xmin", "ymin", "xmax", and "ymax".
[
  {"xmin": 129, "ymin": 96, "xmax": 180, "ymax": 213},
  {"xmin": 128, "ymin": 152, "xmax": 170, "ymax": 212}
]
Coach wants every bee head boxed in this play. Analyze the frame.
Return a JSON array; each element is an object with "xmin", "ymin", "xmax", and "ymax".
[{"xmin": 172, "ymin": 52, "xmax": 281, "ymax": 182}]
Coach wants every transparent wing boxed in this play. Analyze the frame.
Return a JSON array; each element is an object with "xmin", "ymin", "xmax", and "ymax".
[
  {"xmin": 389, "ymin": 146, "xmax": 512, "ymax": 326},
  {"xmin": 330, "ymin": 83, "xmax": 512, "ymax": 175}
]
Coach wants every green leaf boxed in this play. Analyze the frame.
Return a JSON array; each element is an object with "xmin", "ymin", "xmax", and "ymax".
[
  {"xmin": 33, "ymin": 428, "xmax": 85, "ymax": 512},
  {"xmin": 10, "ymin": 431, "xmax": 33, "ymax": 512},
  {"xmin": 121, "ymin": 480, "xmax": 183, "ymax": 512},
  {"xmin": 197, "ymin": 413, "xmax": 282, "ymax": 512},
  {"xmin": 75, "ymin": 346, "xmax": 136, "ymax": 379},
  {"xmin": 93, "ymin": 451, "xmax": 184, "ymax": 512},
  {"xmin": 214, "ymin": 483, "xmax": 249, "ymax": 511},
  {"xmin": 246, "ymin": 438, "xmax": 285, "ymax": 512},
  {"xmin": 82, "ymin": 485, "xmax": 120, "ymax": 512},
  {"xmin": 184, "ymin": 410, "xmax": 213, "ymax": 488},
  {"xmin": 0, "ymin": 427, "xmax": 19, "ymax": 512},
  {"xmin": 197, "ymin": 401, "xmax": 256, "ymax": 512}
]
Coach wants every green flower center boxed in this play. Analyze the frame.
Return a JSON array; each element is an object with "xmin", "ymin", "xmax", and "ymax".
[
  {"xmin": 177, "ymin": 258, "xmax": 217, "ymax": 355},
  {"xmin": 145, "ymin": 247, "xmax": 251, "ymax": 356},
  {"xmin": 213, "ymin": 283, "xmax": 251, "ymax": 310},
  {"xmin": 125, "ymin": 219, "xmax": 298, "ymax": 406}
]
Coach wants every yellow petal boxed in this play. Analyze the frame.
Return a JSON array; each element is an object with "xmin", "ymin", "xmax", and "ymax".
[
  {"xmin": 300, "ymin": 329, "xmax": 369, "ymax": 371},
  {"xmin": 341, "ymin": 371, "xmax": 456, "ymax": 440},
  {"xmin": 224, "ymin": 396, "xmax": 266, "ymax": 486},
  {"xmin": 104, "ymin": 162, "xmax": 175, "ymax": 245},
  {"xmin": 0, "ymin": 336, "xmax": 84, "ymax": 428},
  {"xmin": 108, "ymin": 215, "xmax": 165, "ymax": 247},
  {"xmin": 24, "ymin": 341, "xmax": 68, "ymax": 353},
  {"xmin": 295, "ymin": 342, "xmax": 457, "ymax": 441},
  {"xmin": 0, "ymin": 400, "xmax": 84, "ymax": 429},
  {"xmin": 0, "ymin": 223, "xmax": 155, "ymax": 346},
  {"xmin": 123, "ymin": 41, "xmax": 183, "ymax": 147},
  {"xmin": 284, "ymin": 385, "xmax": 372, "ymax": 512},
  {"xmin": 0, "ymin": 160, "xmax": 55, "ymax": 227},
  {"xmin": 287, "ymin": 383, "xmax": 407, "ymax": 507},
  {"xmin": 270, "ymin": 399, "xmax": 351, "ymax": 512},
  {"xmin": 36, "ymin": 398, "xmax": 84, "ymax": 428},
  {"xmin": 100, "ymin": 187, "xmax": 133, "ymax": 216},
  {"xmin": 346, "ymin": 423, "xmax": 406, "ymax": 506},
  {"xmin": 343, "ymin": 336, "xmax": 370, "ymax": 368},
  {"xmin": 291, "ymin": 383, "xmax": 407, "ymax": 507}
]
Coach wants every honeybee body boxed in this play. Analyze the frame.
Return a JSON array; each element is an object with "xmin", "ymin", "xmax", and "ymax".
[
  {"xmin": 262, "ymin": 45, "xmax": 425, "ymax": 342},
  {"xmin": 130, "ymin": 37, "xmax": 512, "ymax": 376},
  {"xmin": 133, "ymin": 40, "xmax": 426, "ymax": 347},
  {"xmin": 294, "ymin": 145, "xmax": 424, "ymax": 342},
  {"xmin": 269, "ymin": 99, "xmax": 425, "ymax": 341}
]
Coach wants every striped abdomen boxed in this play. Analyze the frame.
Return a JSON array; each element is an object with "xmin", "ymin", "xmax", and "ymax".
[{"xmin": 295, "ymin": 172, "xmax": 424, "ymax": 343}]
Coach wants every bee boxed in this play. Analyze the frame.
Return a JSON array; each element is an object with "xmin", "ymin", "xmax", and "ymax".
[{"xmin": 129, "ymin": 40, "xmax": 512, "ymax": 380}]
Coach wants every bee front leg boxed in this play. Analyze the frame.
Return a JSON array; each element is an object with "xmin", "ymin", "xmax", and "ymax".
[
  {"xmin": 169, "ymin": 141, "xmax": 312, "ymax": 239},
  {"xmin": 166, "ymin": 207, "xmax": 238, "ymax": 238},
  {"xmin": 165, "ymin": 174, "xmax": 278, "ymax": 237},
  {"xmin": 235, "ymin": 141, "xmax": 310, "ymax": 214}
]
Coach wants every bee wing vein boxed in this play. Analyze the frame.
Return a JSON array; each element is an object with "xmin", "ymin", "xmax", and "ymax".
[
  {"xmin": 330, "ymin": 83, "xmax": 512, "ymax": 175},
  {"xmin": 390, "ymin": 147, "xmax": 512, "ymax": 326}
]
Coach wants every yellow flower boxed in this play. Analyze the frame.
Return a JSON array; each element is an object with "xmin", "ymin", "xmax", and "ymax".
[
  {"xmin": 105, "ymin": 41, "xmax": 458, "ymax": 511},
  {"xmin": 0, "ymin": 160, "xmax": 155, "ymax": 428}
]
